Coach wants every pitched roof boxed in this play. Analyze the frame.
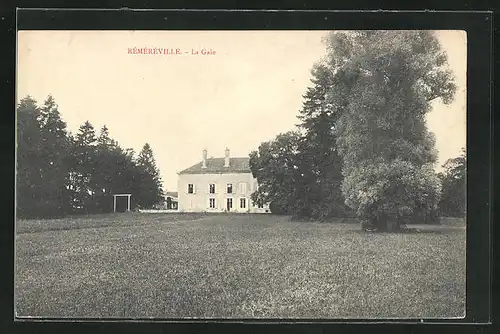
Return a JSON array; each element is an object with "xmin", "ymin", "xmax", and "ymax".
[
  {"xmin": 178, "ymin": 157, "xmax": 251, "ymax": 175},
  {"xmin": 165, "ymin": 191, "xmax": 178, "ymax": 198}
]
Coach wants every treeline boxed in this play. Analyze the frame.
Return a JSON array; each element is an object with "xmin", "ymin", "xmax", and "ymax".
[
  {"xmin": 438, "ymin": 149, "xmax": 466, "ymax": 217},
  {"xmin": 249, "ymin": 31, "xmax": 466, "ymax": 229},
  {"xmin": 17, "ymin": 95, "xmax": 164, "ymax": 219}
]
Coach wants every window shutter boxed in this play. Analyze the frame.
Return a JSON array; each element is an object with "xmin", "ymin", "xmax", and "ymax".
[{"xmin": 193, "ymin": 184, "xmax": 196, "ymax": 194}]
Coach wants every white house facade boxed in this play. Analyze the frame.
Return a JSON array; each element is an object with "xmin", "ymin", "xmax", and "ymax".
[{"xmin": 177, "ymin": 148, "xmax": 269, "ymax": 213}]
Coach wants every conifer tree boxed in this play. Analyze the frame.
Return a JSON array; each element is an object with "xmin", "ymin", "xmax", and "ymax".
[
  {"xmin": 16, "ymin": 96, "xmax": 44, "ymax": 218},
  {"xmin": 71, "ymin": 121, "xmax": 98, "ymax": 212},
  {"xmin": 91, "ymin": 125, "xmax": 117, "ymax": 212},
  {"xmin": 38, "ymin": 95, "xmax": 71, "ymax": 214},
  {"xmin": 296, "ymin": 64, "xmax": 351, "ymax": 220},
  {"xmin": 250, "ymin": 65, "xmax": 350, "ymax": 220},
  {"xmin": 136, "ymin": 143, "xmax": 164, "ymax": 208}
]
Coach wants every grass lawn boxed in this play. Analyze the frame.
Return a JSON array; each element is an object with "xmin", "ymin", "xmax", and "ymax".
[{"xmin": 15, "ymin": 213, "xmax": 466, "ymax": 319}]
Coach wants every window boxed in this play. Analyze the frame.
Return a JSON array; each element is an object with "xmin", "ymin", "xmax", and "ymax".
[
  {"xmin": 227, "ymin": 183, "xmax": 233, "ymax": 194},
  {"xmin": 240, "ymin": 198, "xmax": 246, "ymax": 209},
  {"xmin": 209, "ymin": 184, "xmax": 216, "ymax": 194},
  {"xmin": 239, "ymin": 182, "xmax": 247, "ymax": 194},
  {"xmin": 227, "ymin": 198, "xmax": 233, "ymax": 210},
  {"xmin": 188, "ymin": 184, "xmax": 194, "ymax": 194},
  {"xmin": 209, "ymin": 198, "xmax": 216, "ymax": 209},
  {"xmin": 257, "ymin": 200, "xmax": 264, "ymax": 209}
]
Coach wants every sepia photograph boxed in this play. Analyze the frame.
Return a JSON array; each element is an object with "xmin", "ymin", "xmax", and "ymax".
[{"xmin": 15, "ymin": 29, "xmax": 466, "ymax": 319}]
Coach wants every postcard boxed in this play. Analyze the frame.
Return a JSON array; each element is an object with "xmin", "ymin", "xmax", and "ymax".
[{"xmin": 15, "ymin": 29, "xmax": 467, "ymax": 319}]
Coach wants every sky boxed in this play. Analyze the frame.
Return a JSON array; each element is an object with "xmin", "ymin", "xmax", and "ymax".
[{"xmin": 17, "ymin": 30, "xmax": 466, "ymax": 191}]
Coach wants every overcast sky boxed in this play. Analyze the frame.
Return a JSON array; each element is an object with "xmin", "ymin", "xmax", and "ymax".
[{"xmin": 17, "ymin": 30, "xmax": 466, "ymax": 191}]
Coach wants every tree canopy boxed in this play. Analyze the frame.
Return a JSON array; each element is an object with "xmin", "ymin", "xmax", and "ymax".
[
  {"xmin": 16, "ymin": 96, "xmax": 165, "ymax": 218},
  {"xmin": 136, "ymin": 143, "xmax": 165, "ymax": 209},
  {"xmin": 438, "ymin": 148, "xmax": 466, "ymax": 217},
  {"xmin": 328, "ymin": 31, "xmax": 456, "ymax": 231},
  {"xmin": 250, "ymin": 31, "xmax": 458, "ymax": 230},
  {"xmin": 250, "ymin": 64, "xmax": 351, "ymax": 220}
]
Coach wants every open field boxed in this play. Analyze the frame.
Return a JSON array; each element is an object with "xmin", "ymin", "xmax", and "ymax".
[{"xmin": 15, "ymin": 213, "xmax": 466, "ymax": 319}]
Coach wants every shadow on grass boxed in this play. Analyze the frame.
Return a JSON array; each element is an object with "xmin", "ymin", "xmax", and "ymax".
[
  {"xmin": 16, "ymin": 212, "xmax": 211, "ymax": 234},
  {"xmin": 354, "ymin": 226, "xmax": 465, "ymax": 235},
  {"xmin": 401, "ymin": 228, "xmax": 448, "ymax": 235}
]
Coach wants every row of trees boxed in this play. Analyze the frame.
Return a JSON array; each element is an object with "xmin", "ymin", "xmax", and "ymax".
[
  {"xmin": 17, "ymin": 95, "xmax": 164, "ymax": 218},
  {"xmin": 249, "ymin": 31, "xmax": 465, "ymax": 230},
  {"xmin": 438, "ymin": 148, "xmax": 466, "ymax": 217}
]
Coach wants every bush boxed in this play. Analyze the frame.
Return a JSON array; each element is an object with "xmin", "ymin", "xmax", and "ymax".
[
  {"xmin": 342, "ymin": 159, "xmax": 441, "ymax": 231},
  {"xmin": 269, "ymin": 201, "xmax": 290, "ymax": 215}
]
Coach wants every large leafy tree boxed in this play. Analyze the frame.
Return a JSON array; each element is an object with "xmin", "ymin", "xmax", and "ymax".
[
  {"xmin": 136, "ymin": 143, "xmax": 164, "ymax": 208},
  {"xmin": 438, "ymin": 148, "xmax": 466, "ymax": 217},
  {"xmin": 327, "ymin": 31, "xmax": 456, "ymax": 231},
  {"xmin": 249, "ymin": 131, "xmax": 302, "ymax": 215}
]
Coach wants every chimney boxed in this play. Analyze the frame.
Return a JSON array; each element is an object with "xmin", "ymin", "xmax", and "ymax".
[
  {"xmin": 224, "ymin": 147, "xmax": 230, "ymax": 167},
  {"xmin": 202, "ymin": 149, "xmax": 207, "ymax": 168}
]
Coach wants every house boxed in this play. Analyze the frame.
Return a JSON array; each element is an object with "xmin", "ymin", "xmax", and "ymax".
[
  {"xmin": 165, "ymin": 191, "xmax": 178, "ymax": 210},
  {"xmin": 177, "ymin": 148, "xmax": 269, "ymax": 213}
]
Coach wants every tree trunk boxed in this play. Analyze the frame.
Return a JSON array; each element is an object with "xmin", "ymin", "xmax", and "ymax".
[
  {"xmin": 385, "ymin": 219, "xmax": 401, "ymax": 232},
  {"xmin": 361, "ymin": 216, "xmax": 402, "ymax": 232},
  {"xmin": 361, "ymin": 219, "xmax": 372, "ymax": 231},
  {"xmin": 373, "ymin": 216, "xmax": 401, "ymax": 232}
]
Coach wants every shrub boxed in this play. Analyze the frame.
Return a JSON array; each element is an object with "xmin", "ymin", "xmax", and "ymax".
[{"xmin": 342, "ymin": 159, "xmax": 441, "ymax": 231}]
